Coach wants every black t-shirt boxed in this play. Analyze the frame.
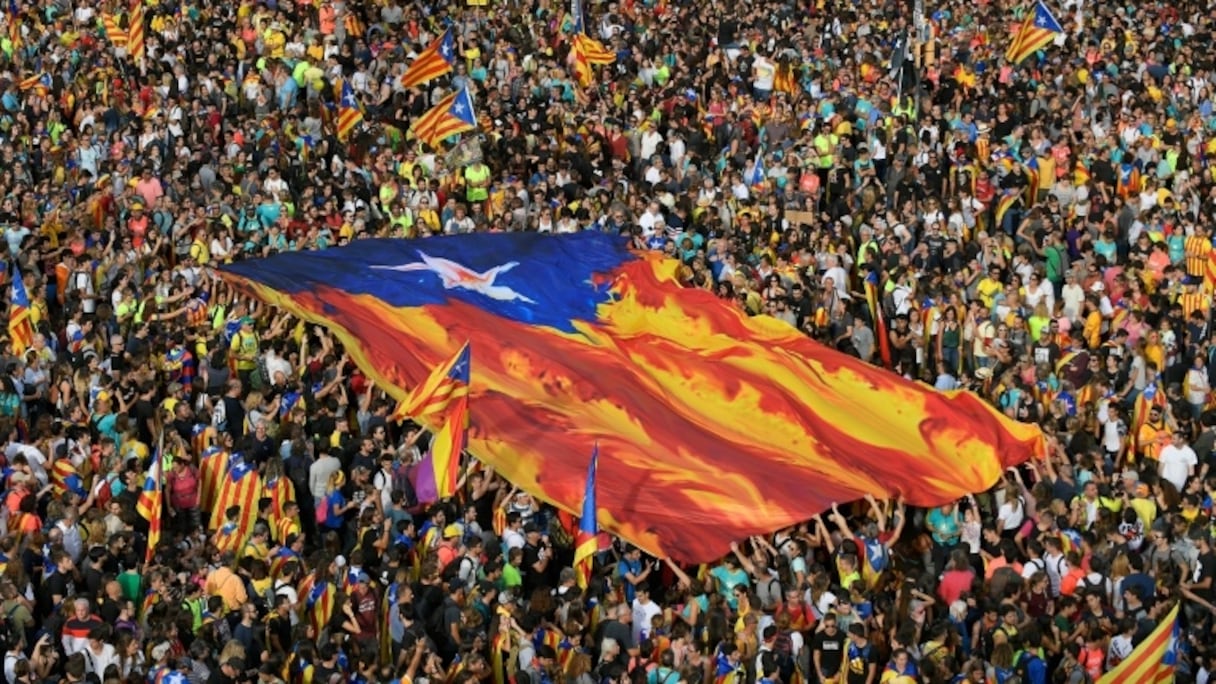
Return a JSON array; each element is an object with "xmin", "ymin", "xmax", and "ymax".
[
  {"xmin": 440, "ymin": 597, "xmax": 462, "ymax": 647},
  {"xmin": 1196, "ymin": 551, "xmax": 1216, "ymax": 602},
  {"xmin": 1032, "ymin": 341, "xmax": 1060, "ymax": 367},
  {"xmin": 810, "ymin": 629, "xmax": 845, "ymax": 676},
  {"xmin": 43, "ymin": 572, "xmax": 71, "ymax": 613},
  {"xmin": 221, "ymin": 395, "xmax": 246, "ymax": 441},
  {"xmin": 131, "ymin": 399, "xmax": 156, "ymax": 445},
  {"xmin": 522, "ymin": 542, "xmax": 546, "ymax": 593},
  {"xmin": 845, "ymin": 640, "xmax": 879, "ymax": 684}
]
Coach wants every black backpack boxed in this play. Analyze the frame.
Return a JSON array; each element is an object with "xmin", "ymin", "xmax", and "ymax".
[{"xmin": 440, "ymin": 556, "xmax": 472, "ymax": 584}]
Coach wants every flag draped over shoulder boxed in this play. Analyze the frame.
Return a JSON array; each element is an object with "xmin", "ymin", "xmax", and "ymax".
[
  {"xmin": 574, "ymin": 445, "xmax": 598, "ymax": 589},
  {"xmin": 210, "ymin": 454, "xmax": 261, "ymax": 548},
  {"xmin": 1005, "ymin": 0, "xmax": 1063, "ymax": 64},
  {"xmin": 220, "ymin": 232, "xmax": 1045, "ymax": 563},
  {"xmin": 7, "ymin": 262, "xmax": 34, "ymax": 355},
  {"xmin": 198, "ymin": 446, "xmax": 230, "ymax": 513},
  {"xmin": 400, "ymin": 29, "xmax": 456, "ymax": 89},
  {"xmin": 1097, "ymin": 604, "xmax": 1179, "ymax": 683},
  {"xmin": 410, "ymin": 88, "xmax": 478, "ymax": 150}
]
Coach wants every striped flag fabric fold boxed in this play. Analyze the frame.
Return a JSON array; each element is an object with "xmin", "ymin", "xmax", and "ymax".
[{"xmin": 1096, "ymin": 603, "xmax": 1179, "ymax": 683}]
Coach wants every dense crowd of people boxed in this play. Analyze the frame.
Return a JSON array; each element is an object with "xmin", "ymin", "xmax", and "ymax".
[{"xmin": 0, "ymin": 0, "xmax": 1213, "ymax": 681}]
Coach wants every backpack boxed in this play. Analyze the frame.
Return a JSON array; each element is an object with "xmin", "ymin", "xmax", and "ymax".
[
  {"xmin": 770, "ymin": 633, "xmax": 795, "ymax": 682},
  {"xmin": 441, "ymin": 555, "xmax": 473, "ymax": 585},
  {"xmin": 1016, "ymin": 651, "xmax": 1041, "ymax": 683},
  {"xmin": 315, "ymin": 495, "xmax": 330, "ymax": 525}
]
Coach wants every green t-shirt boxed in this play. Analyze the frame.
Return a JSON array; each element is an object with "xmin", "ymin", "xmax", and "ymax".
[
  {"xmin": 118, "ymin": 570, "xmax": 143, "ymax": 602},
  {"xmin": 465, "ymin": 164, "xmax": 491, "ymax": 202},
  {"xmin": 502, "ymin": 563, "xmax": 522, "ymax": 589}
]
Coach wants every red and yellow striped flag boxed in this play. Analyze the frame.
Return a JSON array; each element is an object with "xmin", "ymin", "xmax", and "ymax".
[
  {"xmin": 7, "ymin": 263, "xmax": 34, "ymax": 355},
  {"xmin": 400, "ymin": 29, "xmax": 456, "ymax": 89},
  {"xmin": 126, "ymin": 0, "xmax": 145, "ymax": 63},
  {"xmin": 570, "ymin": 38, "xmax": 594, "ymax": 88},
  {"xmin": 1096, "ymin": 604, "xmax": 1179, "ymax": 683},
  {"xmin": 209, "ymin": 455, "xmax": 261, "ymax": 547},
  {"xmin": 410, "ymin": 88, "xmax": 478, "ymax": 149},
  {"xmin": 198, "ymin": 446, "xmax": 229, "ymax": 513},
  {"xmin": 1005, "ymin": 1, "xmax": 1063, "ymax": 64},
  {"xmin": 1073, "ymin": 159, "xmax": 1091, "ymax": 186},
  {"xmin": 136, "ymin": 441, "xmax": 165, "ymax": 564},
  {"xmin": 102, "ymin": 13, "xmax": 127, "ymax": 48},
  {"xmin": 573, "ymin": 33, "xmax": 614, "ymax": 65}
]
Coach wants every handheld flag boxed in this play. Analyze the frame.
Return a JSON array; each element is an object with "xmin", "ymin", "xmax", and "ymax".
[
  {"xmin": 220, "ymin": 232, "xmax": 1046, "ymax": 563},
  {"xmin": 570, "ymin": 38, "xmax": 594, "ymax": 88},
  {"xmin": 746, "ymin": 150, "xmax": 766, "ymax": 188},
  {"xmin": 1005, "ymin": 1, "xmax": 1063, "ymax": 64},
  {"xmin": 411, "ymin": 88, "xmax": 478, "ymax": 150},
  {"xmin": 400, "ymin": 29, "xmax": 457, "ymax": 89},
  {"xmin": 127, "ymin": 0, "xmax": 145, "ymax": 64},
  {"xmin": 573, "ymin": 33, "xmax": 615, "ymax": 65},
  {"xmin": 573, "ymin": 444, "xmax": 599, "ymax": 589},
  {"xmin": 1096, "ymin": 603, "xmax": 1179, "ymax": 683},
  {"xmin": 863, "ymin": 270, "xmax": 892, "ymax": 368},
  {"xmin": 393, "ymin": 342, "xmax": 471, "ymax": 419},
  {"xmin": 136, "ymin": 435, "xmax": 165, "ymax": 564},
  {"xmin": 392, "ymin": 343, "xmax": 470, "ymax": 500},
  {"xmin": 7, "ymin": 263, "xmax": 34, "ymax": 355},
  {"xmin": 336, "ymin": 81, "xmax": 363, "ymax": 141}
]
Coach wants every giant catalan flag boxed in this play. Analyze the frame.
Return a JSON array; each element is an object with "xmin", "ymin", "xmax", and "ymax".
[
  {"xmin": 1097, "ymin": 603, "xmax": 1179, "ymax": 683},
  {"xmin": 220, "ymin": 232, "xmax": 1044, "ymax": 563}
]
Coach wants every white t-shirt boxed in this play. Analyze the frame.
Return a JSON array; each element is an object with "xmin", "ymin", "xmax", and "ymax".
[
  {"xmin": 632, "ymin": 598, "xmax": 663, "ymax": 643},
  {"xmin": 752, "ymin": 57, "xmax": 776, "ymax": 91},
  {"xmin": 1159, "ymin": 444, "xmax": 1198, "ymax": 491}
]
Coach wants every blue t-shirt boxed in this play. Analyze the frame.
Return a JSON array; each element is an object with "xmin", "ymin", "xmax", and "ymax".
[
  {"xmin": 324, "ymin": 491, "xmax": 347, "ymax": 530},
  {"xmin": 926, "ymin": 507, "xmax": 961, "ymax": 545},
  {"xmin": 710, "ymin": 565, "xmax": 750, "ymax": 609},
  {"xmin": 618, "ymin": 557, "xmax": 643, "ymax": 602}
]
